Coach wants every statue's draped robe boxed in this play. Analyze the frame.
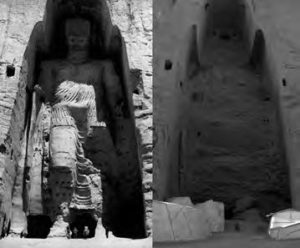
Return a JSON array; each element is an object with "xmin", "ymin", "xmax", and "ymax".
[{"xmin": 28, "ymin": 59, "xmax": 121, "ymax": 222}]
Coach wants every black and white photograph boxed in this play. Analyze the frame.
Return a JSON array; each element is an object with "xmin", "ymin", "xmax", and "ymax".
[
  {"xmin": 0, "ymin": 0, "xmax": 152, "ymax": 247},
  {"xmin": 153, "ymin": 0, "xmax": 300, "ymax": 247},
  {"xmin": 2, "ymin": 0, "xmax": 300, "ymax": 247}
]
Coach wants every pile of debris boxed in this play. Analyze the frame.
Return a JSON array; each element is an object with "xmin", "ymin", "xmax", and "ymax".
[
  {"xmin": 268, "ymin": 209, "xmax": 300, "ymax": 240},
  {"xmin": 153, "ymin": 197, "xmax": 224, "ymax": 242}
]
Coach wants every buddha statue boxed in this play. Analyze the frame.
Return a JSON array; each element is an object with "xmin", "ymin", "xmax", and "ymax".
[{"xmin": 32, "ymin": 17, "xmax": 123, "ymax": 236}]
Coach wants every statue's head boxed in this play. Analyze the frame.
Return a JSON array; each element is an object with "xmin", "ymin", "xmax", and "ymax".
[{"xmin": 65, "ymin": 18, "xmax": 91, "ymax": 52}]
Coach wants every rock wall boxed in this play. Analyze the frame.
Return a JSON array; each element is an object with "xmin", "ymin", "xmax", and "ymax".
[
  {"xmin": 0, "ymin": 0, "xmax": 46, "ymax": 236},
  {"xmin": 242, "ymin": 0, "xmax": 300, "ymax": 210},
  {"xmin": 107, "ymin": 0, "xmax": 153, "ymax": 233},
  {"xmin": 107, "ymin": 0, "xmax": 153, "ymax": 234},
  {"xmin": 154, "ymin": 0, "xmax": 299, "ymax": 216},
  {"xmin": 0, "ymin": 0, "xmax": 152, "ymax": 236},
  {"xmin": 153, "ymin": 0, "xmax": 208, "ymax": 200}
]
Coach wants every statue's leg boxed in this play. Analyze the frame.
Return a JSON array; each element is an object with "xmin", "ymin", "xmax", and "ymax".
[
  {"xmin": 47, "ymin": 126, "xmax": 77, "ymax": 237},
  {"xmin": 84, "ymin": 126, "xmax": 121, "ymax": 238}
]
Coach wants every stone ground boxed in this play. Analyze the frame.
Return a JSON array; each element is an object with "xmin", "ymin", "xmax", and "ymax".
[
  {"xmin": 0, "ymin": 237, "xmax": 152, "ymax": 248},
  {"xmin": 154, "ymin": 233, "xmax": 300, "ymax": 248}
]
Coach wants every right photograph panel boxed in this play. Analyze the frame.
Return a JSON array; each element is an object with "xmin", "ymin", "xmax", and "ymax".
[{"xmin": 154, "ymin": 0, "xmax": 300, "ymax": 246}]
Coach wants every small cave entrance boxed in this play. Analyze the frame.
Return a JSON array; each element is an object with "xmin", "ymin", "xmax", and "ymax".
[
  {"xmin": 6, "ymin": 64, "xmax": 16, "ymax": 77},
  {"xmin": 69, "ymin": 212, "xmax": 97, "ymax": 239},
  {"xmin": 27, "ymin": 215, "xmax": 52, "ymax": 238}
]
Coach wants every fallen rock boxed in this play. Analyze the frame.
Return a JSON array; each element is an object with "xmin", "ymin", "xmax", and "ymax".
[
  {"xmin": 195, "ymin": 200, "xmax": 225, "ymax": 232},
  {"xmin": 153, "ymin": 200, "xmax": 212, "ymax": 242},
  {"xmin": 269, "ymin": 209, "xmax": 300, "ymax": 240},
  {"xmin": 167, "ymin": 197, "xmax": 225, "ymax": 233}
]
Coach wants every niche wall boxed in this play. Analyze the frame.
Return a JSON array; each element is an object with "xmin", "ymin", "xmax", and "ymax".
[{"xmin": 154, "ymin": 0, "xmax": 295, "ymax": 218}]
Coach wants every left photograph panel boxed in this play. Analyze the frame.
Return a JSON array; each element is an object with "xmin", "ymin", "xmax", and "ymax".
[{"xmin": 0, "ymin": 0, "xmax": 152, "ymax": 247}]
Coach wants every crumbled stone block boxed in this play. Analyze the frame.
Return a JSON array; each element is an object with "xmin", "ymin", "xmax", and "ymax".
[{"xmin": 153, "ymin": 200, "xmax": 212, "ymax": 242}]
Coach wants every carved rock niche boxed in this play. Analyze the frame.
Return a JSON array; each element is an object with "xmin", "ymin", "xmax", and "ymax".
[{"xmin": 10, "ymin": 0, "xmax": 146, "ymax": 240}]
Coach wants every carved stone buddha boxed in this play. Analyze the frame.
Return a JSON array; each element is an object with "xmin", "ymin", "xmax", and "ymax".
[{"xmin": 33, "ymin": 17, "xmax": 123, "ymax": 237}]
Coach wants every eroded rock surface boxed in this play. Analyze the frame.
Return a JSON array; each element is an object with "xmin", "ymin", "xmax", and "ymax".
[{"xmin": 154, "ymin": 0, "xmax": 293, "ymax": 223}]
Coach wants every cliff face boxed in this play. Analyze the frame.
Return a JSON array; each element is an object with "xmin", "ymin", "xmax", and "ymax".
[
  {"xmin": 0, "ymin": 0, "xmax": 152, "ymax": 237},
  {"xmin": 153, "ymin": 0, "xmax": 208, "ymax": 201},
  {"xmin": 0, "ymin": 0, "xmax": 46, "ymax": 236},
  {"xmin": 108, "ymin": 0, "xmax": 153, "ymax": 233}
]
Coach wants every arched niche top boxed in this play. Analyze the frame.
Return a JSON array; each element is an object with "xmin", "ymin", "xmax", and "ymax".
[
  {"xmin": 207, "ymin": 0, "xmax": 245, "ymax": 31},
  {"xmin": 25, "ymin": 0, "xmax": 126, "ymax": 101},
  {"xmin": 42, "ymin": 0, "xmax": 114, "ymax": 59},
  {"xmin": 249, "ymin": 29, "xmax": 266, "ymax": 71}
]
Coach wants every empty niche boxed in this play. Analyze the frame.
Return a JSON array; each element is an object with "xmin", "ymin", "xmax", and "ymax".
[
  {"xmin": 6, "ymin": 64, "xmax": 15, "ymax": 77},
  {"xmin": 172, "ymin": 0, "xmax": 291, "ymax": 225},
  {"xmin": 164, "ymin": 60, "xmax": 173, "ymax": 70}
]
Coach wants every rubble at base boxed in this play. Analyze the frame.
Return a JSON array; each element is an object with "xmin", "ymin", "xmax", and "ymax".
[
  {"xmin": 269, "ymin": 209, "xmax": 300, "ymax": 240},
  {"xmin": 153, "ymin": 197, "xmax": 224, "ymax": 242}
]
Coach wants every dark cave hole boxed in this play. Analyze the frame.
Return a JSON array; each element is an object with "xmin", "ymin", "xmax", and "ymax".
[
  {"xmin": 6, "ymin": 65, "xmax": 15, "ymax": 77},
  {"xmin": 191, "ymin": 92, "xmax": 201, "ymax": 102},
  {"xmin": 0, "ymin": 144, "xmax": 7, "ymax": 154},
  {"xmin": 219, "ymin": 33, "xmax": 231, "ymax": 41},
  {"xmin": 282, "ymin": 78, "xmax": 287, "ymax": 87},
  {"xmin": 179, "ymin": 1, "xmax": 291, "ymax": 222},
  {"xmin": 27, "ymin": 215, "xmax": 52, "ymax": 238},
  {"xmin": 205, "ymin": 3, "xmax": 210, "ymax": 10},
  {"xmin": 69, "ymin": 212, "xmax": 97, "ymax": 239},
  {"xmin": 164, "ymin": 60, "xmax": 173, "ymax": 70}
]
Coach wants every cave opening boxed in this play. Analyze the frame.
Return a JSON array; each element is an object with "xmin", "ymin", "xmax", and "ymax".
[
  {"xmin": 26, "ymin": 215, "xmax": 52, "ymax": 238},
  {"xmin": 69, "ymin": 212, "xmax": 97, "ymax": 239},
  {"xmin": 6, "ymin": 65, "xmax": 15, "ymax": 77}
]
